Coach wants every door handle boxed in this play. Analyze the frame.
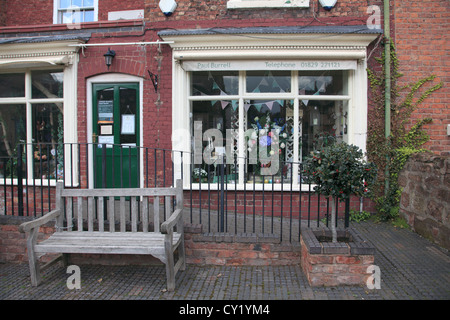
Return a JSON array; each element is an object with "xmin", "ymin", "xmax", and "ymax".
[{"xmin": 92, "ymin": 133, "xmax": 98, "ymax": 143}]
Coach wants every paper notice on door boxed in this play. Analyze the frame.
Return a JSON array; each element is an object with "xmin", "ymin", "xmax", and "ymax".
[
  {"xmin": 121, "ymin": 114, "xmax": 135, "ymax": 135},
  {"xmin": 100, "ymin": 125, "xmax": 113, "ymax": 135},
  {"xmin": 98, "ymin": 135, "xmax": 114, "ymax": 147}
]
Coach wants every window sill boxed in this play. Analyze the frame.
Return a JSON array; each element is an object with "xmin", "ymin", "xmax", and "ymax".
[
  {"xmin": 187, "ymin": 182, "xmax": 313, "ymax": 192},
  {"xmin": 0, "ymin": 179, "xmax": 78, "ymax": 188}
]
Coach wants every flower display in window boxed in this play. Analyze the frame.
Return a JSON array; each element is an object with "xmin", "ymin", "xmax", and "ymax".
[{"xmin": 247, "ymin": 112, "xmax": 290, "ymax": 177}]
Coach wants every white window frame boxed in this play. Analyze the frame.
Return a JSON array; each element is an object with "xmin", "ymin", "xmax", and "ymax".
[
  {"xmin": 227, "ymin": 0, "xmax": 310, "ymax": 9},
  {"xmin": 0, "ymin": 41, "xmax": 80, "ymax": 187},
  {"xmin": 86, "ymin": 73, "xmax": 144, "ymax": 189},
  {"xmin": 187, "ymin": 68, "xmax": 352, "ymax": 187},
  {"xmin": 53, "ymin": 0, "xmax": 99, "ymax": 25},
  {"xmin": 161, "ymin": 31, "xmax": 377, "ymax": 190}
]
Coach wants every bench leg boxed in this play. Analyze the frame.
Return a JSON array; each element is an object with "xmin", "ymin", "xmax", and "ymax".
[
  {"xmin": 179, "ymin": 238, "xmax": 186, "ymax": 271},
  {"xmin": 26, "ymin": 229, "xmax": 42, "ymax": 286},
  {"xmin": 164, "ymin": 236, "xmax": 175, "ymax": 291},
  {"xmin": 62, "ymin": 253, "xmax": 70, "ymax": 267}
]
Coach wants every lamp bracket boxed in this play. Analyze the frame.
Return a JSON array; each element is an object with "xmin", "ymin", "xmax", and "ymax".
[{"xmin": 148, "ymin": 70, "xmax": 158, "ymax": 93}]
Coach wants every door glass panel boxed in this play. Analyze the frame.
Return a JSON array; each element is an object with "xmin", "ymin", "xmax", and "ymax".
[
  {"xmin": 119, "ymin": 87, "xmax": 137, "ymax": 146},
  {"xmin": 96, "ymin": 87, "xmax": 114, "ymax": 146}
]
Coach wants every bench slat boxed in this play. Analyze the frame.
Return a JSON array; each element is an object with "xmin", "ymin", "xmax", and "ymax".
[
  {"xmin": 61, "ymin": 187, "xmax": 178, "ymax": 198},
  {"xmin": 142, "ymin": 198, "xmax": 148, "ymax": 233},
  {"xmin": 120, "ymin": 197, "xmax": 126, "ymax": 232},
  {"xmin": 98, "ymin": 197, "xmax": 104, "ymax": 232},
  {"xmin": 154, "ymin": 196, "xmax": 160, "ymax": 233},
  {"xmin": 77, "ymin": 197, "xmax": 83, "ymax": 231},
  {"xmin": 34, "ymin": 232, "xmax": 182, "ymax": 256},
  {"xmin": 109, "ymin": 196, "xmax": 115, "ymax": 232},
  {"xmin": 131, "ymin": 197, "xmax": 137, "ymax": 232},
  {"xmin": 66, "ymin": 198, "xmax": 73, "ymax": 232},
  {"xmin": 88, "ymin": 197, "xmax": 94, "ymax": 232}
]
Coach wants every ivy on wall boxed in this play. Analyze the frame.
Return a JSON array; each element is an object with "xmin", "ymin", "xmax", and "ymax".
[{"xmin": 366, "ymin": 40, "xmax": 443, "ymax": 221}]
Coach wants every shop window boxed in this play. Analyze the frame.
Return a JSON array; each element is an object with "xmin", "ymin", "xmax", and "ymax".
[
  {"xmin": 0, "ymin": 70, "xmax": 64, "ymax": 181},
  {"xmin": 190, "ymin": 69, "xmax": 349, "ymax": 186}
]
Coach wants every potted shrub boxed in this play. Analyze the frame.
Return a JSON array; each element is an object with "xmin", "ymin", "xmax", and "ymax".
[{"xmin": 302, "ymin": 142, "xmax": 377, "ymax": 242}]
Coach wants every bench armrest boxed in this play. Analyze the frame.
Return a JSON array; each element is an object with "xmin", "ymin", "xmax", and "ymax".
[
  {"xmin": 19, "ymin": 209, "xmax": 61, "ymax": 233},
  {"xmin": 161, "ymin": 208, "xmax": 183, "ymax": 234}
]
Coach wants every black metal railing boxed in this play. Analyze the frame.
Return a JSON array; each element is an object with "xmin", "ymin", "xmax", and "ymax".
[{"xmin": 1, "ymin": 142, "xmax": 351, "ymax": 243}]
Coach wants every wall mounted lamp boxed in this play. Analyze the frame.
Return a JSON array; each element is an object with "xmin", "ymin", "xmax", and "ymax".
[
  {"xmin": 319, "ymin": 0, "xmax": 337, "ymax": 11},
  {"xmin": 103, "ymin": 48, "xmax": 116, "ymax": 69},
  {"xmin": 148, "ymin": 70, "xmax": 158, "ymax": 92}
]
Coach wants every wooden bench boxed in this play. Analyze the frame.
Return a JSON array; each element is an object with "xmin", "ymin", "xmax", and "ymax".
[{"xmin": 19, "ymin": 180, "xmax": 185, "ymax": 291}]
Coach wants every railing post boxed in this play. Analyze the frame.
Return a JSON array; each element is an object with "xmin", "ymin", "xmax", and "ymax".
[
  {"xmin": 17, "ymin": 145, "xmax": 24, "ymax": 216},
  {"xmin": 102, "ymin": 144, "xmax": 107, "ymax": 188},
  {"xmin": 344, "ymin": 197, "xmax": 350, "ymax": 228},
  {"xmin": 219, "ymin": 154, "xmax": 225, "ymax": 232}
]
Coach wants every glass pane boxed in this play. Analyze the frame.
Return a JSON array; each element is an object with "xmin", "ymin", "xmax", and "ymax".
[
  {"xmin": 32, "ymin": 70, "xmax": 64, "ymax": 99},
  {"xmin": 32, "ymin": 104, "xmax": 64, "ymax": 179},
  {"xmin": 245, "ymin": 100, "xmax": 292, "ymax": 182},
  {"xmin": 300, "ymin": 100, "xmax": 348, "ymax": 161},
  {"xmin": 97, "ymin": 87, "xmax": 114, "ymax": 146},
  {"xmin": 72, "ymin": 0, "xmax": 82, "ymax": 7},
  {"xmin": 298, "ymin": 70, "xmax": 348, "ymax": 96},
  {"xmin": 0, "ymin": 105, "xmax": 26, "ymax": 158},
  {"xmin": 83, "ymin": 0, "xmax": 94, "ymax": 7},
  {"xmin": 119, "ymin": 87, "xmax": 137, "ymax": 145},
  {"xmin": 246, "ymin": 71, "xmax": 291, "ymax": 93},
  {"xmin": 83, "ymin": 10, "xmax": 94, "ymax": 22},
  {"xmin": 60, "ymin": 0, "xmax": 71, "ymax": 9},
  {"xmin": 192, "ymin": 71, "xmax": 239, "ymax": 96},
  {"xmin": 0, "ymin": 73, "xmax": 25, "ymax": 98},
  {"xmin": 192, "ymin": 100, "xmax": 238, "ymax": 183}
]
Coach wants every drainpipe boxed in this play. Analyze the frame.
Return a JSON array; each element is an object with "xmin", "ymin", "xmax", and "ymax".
[{"xmin": 384, "ymin": 0, "xmax": 391, "ymax": 196}]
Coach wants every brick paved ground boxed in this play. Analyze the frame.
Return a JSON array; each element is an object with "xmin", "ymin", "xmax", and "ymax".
[{"xmin": 1, "ymin": 221, "xmax": 449, "ymax": 301}]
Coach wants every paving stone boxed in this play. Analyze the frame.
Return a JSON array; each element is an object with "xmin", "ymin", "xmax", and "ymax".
[{"xmin": 0, "ymin": 221, "xmax": 449, "ymax": 301}]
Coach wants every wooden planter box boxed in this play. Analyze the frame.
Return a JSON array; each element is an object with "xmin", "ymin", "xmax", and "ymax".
[{"xmin": 300, "ymin": 228, "xmax": 376, "ymax": 287}]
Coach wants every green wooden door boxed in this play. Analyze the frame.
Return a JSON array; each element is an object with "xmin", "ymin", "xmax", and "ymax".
[{"xmin": 93, "ymin": 83, "xmax": 140, "ymax": 188}]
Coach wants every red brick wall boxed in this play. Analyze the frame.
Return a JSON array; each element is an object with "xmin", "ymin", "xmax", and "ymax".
[
  {"xmin": 1, "ymin": 0, "xmax": 144, "ymax": 26},
  {"xmin": 393, "ymin": 0, "xmax": 449, "ymax": 156},
  {"xmin": 0, "ymin": 0, "xmax": 6, "ymax": 26},
  {"xmin": 145, "ymin": 0, "xmax": 381, "ymax": 28},
  {"xmin": 98, "ymin": 0, "xmax": 144, "ymax": 21},
  {"xmin": 76, "ymin": 28, "xmax": 170, "ymax": 150},
  {"xmin": 3, "ymin": 0, "xmax": 53, "ymax": 26},
  {"xmin": 0, "ymin": 217, "xmax": 55, "ymax": 263}
]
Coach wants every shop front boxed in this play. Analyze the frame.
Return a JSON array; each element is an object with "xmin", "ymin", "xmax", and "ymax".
[{"xmin": 159, "ymin": 26, "xmax": 381, "ymax": 191}]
